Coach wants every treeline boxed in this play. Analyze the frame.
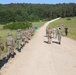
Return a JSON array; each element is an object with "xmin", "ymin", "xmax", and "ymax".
[{"xmin": 0, "ymin": 3, "xmax": 76, "ymax": 24}]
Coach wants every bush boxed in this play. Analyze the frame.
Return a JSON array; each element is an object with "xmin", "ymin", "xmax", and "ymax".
[
  {"xmin": 67, "ymin": 18, "xmax": 71, "ymax": 20},
  {"xmin": 3, "ymin": 22, "xmax": 32, "ymax": 30}
]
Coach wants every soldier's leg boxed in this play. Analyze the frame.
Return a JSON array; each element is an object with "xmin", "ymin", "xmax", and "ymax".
[
  {"xmin": 16, "ymin": 40, "xmax": 19, "ymax": 49},
  {"xmin": 6, "ymin": 46, "xmax": 11, "ymax": 59},
  {"xmin": 18, "ymin": 39, "xmax": 22, "ymax": 52},
  {"xmin": 48, "ymin": 37, "xmax": 50, "ymax": 44},
  {"xmin": 58, "ymin": 35, "xmax": 61, "ymax": 44},
  {"xmin": 11, "ymin": 46, "xmax": 15, "ymax": 58},
  {"xmin": 25, "ymin": 36, "xmax": 29, "ymax": 43},
  {"xmin": 0, "ymin": 50, "xmax": 2, "ymax": 59}
]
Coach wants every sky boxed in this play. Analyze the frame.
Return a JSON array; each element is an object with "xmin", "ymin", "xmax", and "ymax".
[{"xmin": 0, "ymin": 0, "xmax": 76, "ymax": 4}]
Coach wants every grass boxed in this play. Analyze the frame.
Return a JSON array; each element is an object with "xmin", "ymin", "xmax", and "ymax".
[
  {"xmin": 32, "ymin": 21, "xmax": 47, "ymax": 28},
  {"xmin": 48, "ymin": 17, "xmax": 76, "ymax": 40}
]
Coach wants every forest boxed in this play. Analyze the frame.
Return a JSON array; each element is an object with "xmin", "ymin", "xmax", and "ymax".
[{"xmin": 0, "ymin": 3, "xmax": 76, "ymax": 24}]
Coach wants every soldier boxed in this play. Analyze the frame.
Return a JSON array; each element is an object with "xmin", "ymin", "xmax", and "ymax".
[
  {"xmin": 0, "ymin": 37, "xmax": 4, "ymax": 59},
  {"xmin": 24, "ymin": 29, "xmax": 29, "ymax": 43},
  {"xmin": 31, "ymin": 27, "xmax": 34, "ymax": 36},
  {"xmin": 47, "ymin": 28, "xmax": 52, "ymax": 44},
  {"xmin": 57, "ymin": 26, "xmax": 62, "ymax": 44},
  {"xmin": 46, "ymin": 27, "xmax": 48, "ymax": 37},
  {"xmin": 6, "ymin": 33, "xmax": 15, "ymax": 59},
  {"xmin": 64, "ymin": 26, "xmax": 68, "ymax": 36},
  {"xmin": 28, "ymin": 31, "xmax": 31, "ymax": 40},
  {"xmin": 16, "ymin": 29, "xmax": 22, "ymax": 52},
  {"xmin": 21, "ymin": 30, "xmax": 25, "ymax": 47},
  {"xmin": 52, "ymin": 27, "xmax": 56, "ymax": 38}
]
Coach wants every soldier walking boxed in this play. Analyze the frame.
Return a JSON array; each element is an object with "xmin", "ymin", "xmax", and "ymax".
[
  {"xmin": 24, "ymin": 29, "xmax": 29, "ymax": 43},
  {"xmin": 21, "ymin": 30, "xmax": 25, "ymax": 47},
  {"xmin": 47, "ymin": 28, "xmax": 52, "ymax": 44},
  {"xmin": 52, "ymin": 27, "xmax": 57, "ymax": 38},
  {"xmin": 46, "ymin": 27, "xmax": 48, "ymax": 37},
  {"xmin": 64, "ymin": 26, "xmax": 68, "ymax": 36},
  {"xmin": 6, "ymin": 33, "xmax": 15, "ymax": 59},
  {"xmin": 16, "ymin": 29, "xmax": 22, "ymax": 52},
  {"xmin": 57, "ymin": 26, "xmax": 62, "ymax": 44},
  {"xmin": 0, "ymin": 37, "xmax": 4, "ymax": 59}
]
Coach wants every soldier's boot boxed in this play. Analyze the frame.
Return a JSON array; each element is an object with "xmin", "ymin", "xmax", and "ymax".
[
  {"xmin": 18, "ymin": 48, "xmax": 21, "ymax": 52},
  {"xmin": 59, "ymin": 42, "xmax": 61, "ymax": 44},
  {"xmin": 14, "ymin": 52, "xmax": 16, "ymax": 56},
  {"xmin": 21, "ymin": 42, "xmax": 25, "ymax": 48},
  {"xmin": 6, "ymin": 53, "xmax": 11, "ymax": 60},
  {"xmin": 11, "ymin": 53, "xmax": 14, "ymax": 58}
]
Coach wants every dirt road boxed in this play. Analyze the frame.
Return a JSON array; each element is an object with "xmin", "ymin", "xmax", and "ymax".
[{"xmin": 1, "ymin": 18, "xmax": 76, "ymax": 75}]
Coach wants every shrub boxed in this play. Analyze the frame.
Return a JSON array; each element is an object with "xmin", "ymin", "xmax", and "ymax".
[
  {"xmin": 67, "ymin": 18, "xmax": 71, "ymax": 20},
  {"xmin": 3, "ymin": 22, "xmax": 32, "ymax": 30}
]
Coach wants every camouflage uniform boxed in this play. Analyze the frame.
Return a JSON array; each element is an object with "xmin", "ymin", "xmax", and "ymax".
[
  {"xmin": 25, "ymin": 29, "xmax": 29, "ymax": 43},
  {"xmin": 0, "ymin": 37, "xmax": 4, "ymax": 58},
  {"xmin": 6, "ymin": 33, "xmax": 15, "ymax": 58},
  {"xmin": 46, "ymin": 27, "xmax": 48, "ymax": 37},
  {"xmin": 52, "ymin": 27, "xmax": 56, "ymax": 38},
  {"xmin": 47, "ymin": 28, "xmax": 52, "ymax": 44},
  {"xmin": 57, "ymin": 27, "xmax": 62, "ymax": 44},
  {"xmin": 64, "ymin": 26, "xmax": 68, "ymax": 36},
  {"xmin": 28, "ymin": 28, "xmax": 32, "ymax": 40},
  {"xmin": 28, "ymin": 32, "xmax": 31, "ymax": 40},
  {"xmin": 16, "ymin": 29, "xmax": 22, "ymax": 51},
  {"xmin": 21, "ymin": 31, "xmax": 25, "ymax": 47},
  {"xmin": 31, "ymin": 27, "xmax": 34, "ymax": 36}
]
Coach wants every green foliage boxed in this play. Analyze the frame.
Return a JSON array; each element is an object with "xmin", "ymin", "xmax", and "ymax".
[
  {"xmin": 3, "ymin": 22, "xmax": 32, "ymax": 30},
  {"xmin": 0, "ymin": 3, "xmax": 76, "ymax": 24}
]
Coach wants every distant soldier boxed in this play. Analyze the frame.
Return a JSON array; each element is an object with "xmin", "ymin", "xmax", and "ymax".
[
  {"xmin": 52, "ymin": 27, "xmax": 56, "ymax": 38},
  {"xmin": 6, "ymin": 33, "xmax": 15, "ymax": 59},
  {"xmin": 28, "ymin": 27, "xmax": 32, "ymax": 40},
  {"xmin": 30, "ymin": 27, "xmax": 34, "ymax": 36},
  {"xmin": 47, "ymin": 28, "xmax": 52, "ymax": 44},
  {"xmin": 25, "ymin": 29, "xmax": 29, "ymax": 43},
  {"xmin": 21, "ymin": 30, "xmax": 25, "ymax": 47},
  {"xmin": 46, "ymin": 27, "xmax": 48, "ymax": 37},
  {"xmin": 57, "ymin": 26, "xmax": 62, "ymax": 44},
  {"xmin": 32, "ymin": 27, "xmax": 34, "ymax": 36},
  {"xmin": 0, "ymin": 37, "xmax": 4, "ymax": 58},
  {"xmin": 16, "ymin": 29, "xmax": 22, "ymax": 52},
  {"xmin": 64, "ymin": 26, "xmax": 68, "ymax": 36}
]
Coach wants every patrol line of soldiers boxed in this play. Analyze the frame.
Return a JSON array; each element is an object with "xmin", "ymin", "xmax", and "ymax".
[
  {"xmin": 0, "ymin": 27, "xmax": 34, "ymax": 60},
  {"xmin": 46, "ymin": 26, "xmax": 62, "ymax": 44}
]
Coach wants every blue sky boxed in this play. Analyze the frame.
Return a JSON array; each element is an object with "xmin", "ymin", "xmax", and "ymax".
[{"xmin": 0, "ymin": 0, "xmax": 76, "ymax": 4}]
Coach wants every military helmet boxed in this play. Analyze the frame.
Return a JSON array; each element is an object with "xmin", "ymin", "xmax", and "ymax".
[
  {"xmin": 17, "ymin": 29, "xmax": 21, "ymax": 32},
  {"xmin": 8, "ymin": 32, "xmax": 12, "ymax": 36},
  {"xmin": 17, "ymin": 29, "xmax": 20, "ymax": 32}
]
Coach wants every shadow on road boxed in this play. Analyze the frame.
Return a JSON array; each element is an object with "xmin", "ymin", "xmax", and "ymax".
[
  {"xmin": 52, "ymin": 41, "xmax": 60, "ymax": 44},
  {"xmin": 44, "ymin": 41, "xmax": 48, "ymax": 44},
  {"xmin": 0, "ymin": 57, "xmax": 8, "ymax": 69},
  {"xmin": 0, "ymin": 52, "xmax": 16, "ymax": 69}
]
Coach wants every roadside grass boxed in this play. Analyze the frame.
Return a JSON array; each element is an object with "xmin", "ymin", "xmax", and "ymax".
[
  {"xmin": 48, "ymin": 17, "xmax": 76, "ymax": 40},
  {"xmin": 32, "ymin": 21, "xmax": 47, "ymax": 28}
]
